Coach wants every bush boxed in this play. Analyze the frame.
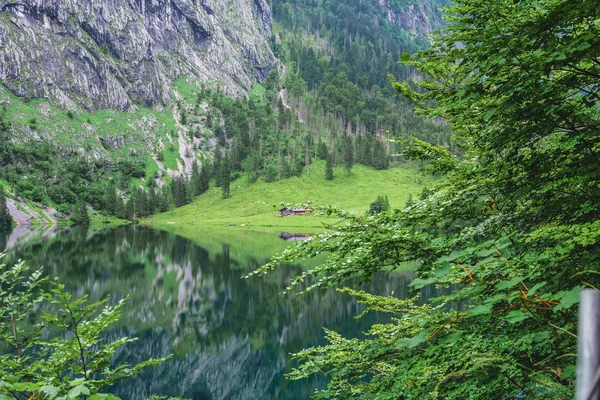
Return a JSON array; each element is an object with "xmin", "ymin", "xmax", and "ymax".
[
  {"xmin": 0, "ymin": 256, "xmax": 180, "ymax": 399},
  {"xmin": 368, "ymin": 195, "xmax": 390, "ymax": 215}
]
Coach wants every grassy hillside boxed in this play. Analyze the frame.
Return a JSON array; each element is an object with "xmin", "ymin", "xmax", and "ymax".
[{"xmin": 146, "ymin": 161, "xmax": 434, "ymax": 234}]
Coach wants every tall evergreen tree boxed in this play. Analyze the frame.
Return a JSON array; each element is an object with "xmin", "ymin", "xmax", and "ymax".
[
  {"xmin": 325, "ymin": 153, "xmax": 334, "ymax": 180},
  {"xmin": 344, "ymin": 135, "xmax": 354, "ymax": 173},
  {"xmin": 221, "ymin": 155, "xmax": 231, "ymax": 198},
  {"xmin": 292, "ymin": 156, "xmax": 304, "ymax": 177},
  {"xmin": 134, "ymin": 188, "xmax": 149, "ymax": 217},
  {"xmin": 124, "ymin": 199, "xmax": 134, "ymax": 221},
  {"xmin": 104, "ymin": 182, "xmax": 117, "ymax": 215},
  {"xmin": 115, "ymin": 196, "xmax": 126, "ymax": 219},
  {"xmin": 360, "ymin": 135, "xmax": 373, "ymax": 166},
  {"xmin": 148, "ymin": 189, "xmax": 157, "ymax": 215},
  {"xmin": 372, "ymin": 141, "xmax": 388, "ymax": 170},
  {"xmin": 71, "ymin": 201, "xmax": 89, "ymax": 226},
  {"xmin": 191, "ymin": 162, "xmax": 201, "ymax": 196},
  {"xmin": 199, "ymin": 164, "xmax": 210, "ymax": 194},
  {"xmin": 244, "ymin": 151, "xmax": 262, "ymax": 184},
  {"xmin": 317, "ymin": 141, "xmax": 328, "ymax": 160},
  {"xmin": 0, "ymin": 185, "xmax": 13, "ymax": 232},
  {"xmin": 185, "ymin": 179, "xmax": 194, "ymax": 204},
  {"xmin": 171, "ymin": 177, "xmax": 188, "ymax": 207},
  {"xmin": 157, "ymin": 189, "xmax": 169, "ymax": 213},
  {"xmin": 213, "ymin": 150, "xmax": 222, "ymax": 187}
]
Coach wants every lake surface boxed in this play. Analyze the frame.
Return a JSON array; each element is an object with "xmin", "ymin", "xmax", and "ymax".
[{"xmin": 0, "ymin": 226, "xmax": 442, "ymax": 400}]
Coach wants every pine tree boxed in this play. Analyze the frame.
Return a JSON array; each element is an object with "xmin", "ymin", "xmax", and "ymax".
[
  {"xmin": 361, "ymin": 136, "xmax": 373, "ymax": 166},
  {"xmin": 293, "ymin": 156, "xmax": 304, "ymax": 177},
  {"xmin": 171, "ymin": 177, "xmax": 188, "ymax": 207},
  {"xmin": 185, "ymin": 179, "xmax": 193, "ymax": 204},
  {"xmin": 191, "ymin": 162, "xmax": 201, "ymax": 196},
  {"xmin": 71, "ymin": 201, "xmax": 89, "ymax": 226},
  {"xmin": 213, "ymin": 150, "xmax": 222, "ymax": 187},
  {"xmin": 368, "ymin": 195, "xmax": 390, "ymax": 215},
  {"xmin": 148, "ymin": 189, "xmax": 156, "ymax": 215},
  {"xmin": 344, "ymin": 135, "xmax": 354, "ymax": 173},
  {"xmin": 0, "ymin": 185, "xmax": 13, "ymax": 232},
  {"xmin": 325, "ymin": 153, "xmax": 334, "ymax": 180},
  {"xmin": 115, "ymin": 196, "xmax": 126, "ymax": 219},
  {"xmin": 104, "ymin": 182, "xmax": 117, "ymax": 215},
  {"xmin": 221, "ymin": 155, "xmax": 231, "ymax": 198},
  {"xmin": 372, "ymin": 141, "xmax": 388, "ymax": 170},
  {"xmin": 317, "ymin": 141, "xmax": 329, "ymax": 160},
  {"xmin": 134, "ymin": 189, "xmax": 149, "ymax": 217},
  {"xmin": 124, "ymin": 198, "xmax": 134, "ymax": 221},
  {"xmin": 80, "ymin": 202, "xmax": 90, "ymax": 225},
  {"xmin": 199, "ymin": 164, "xmax": 210, "ymax": 194},
  {"xmin": 157, "ymin": 189, "xmax": 169, "ymax": 213}
]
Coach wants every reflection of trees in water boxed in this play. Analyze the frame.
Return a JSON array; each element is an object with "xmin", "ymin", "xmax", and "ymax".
[{"xmin": 0, "ymin": 226, "xmax": 449, "ymax": 399}]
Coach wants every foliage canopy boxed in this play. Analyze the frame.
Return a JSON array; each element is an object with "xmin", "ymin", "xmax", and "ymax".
[
  {"xmin": 0, "ymin": 254, "xmax": 178, "ymax": 400},
  {"xmin": 251, "ymin": 0, "xmax": 600, "ymax": 398}
]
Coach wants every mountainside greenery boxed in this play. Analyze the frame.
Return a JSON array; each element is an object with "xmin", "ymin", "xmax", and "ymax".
[
  {"xmin": 272, "ymin": 0, "xmax": 453, "ymax": 147},
  {"xmin": 251, "ymin": 0, "xmax": 600, "ymax": 398},
  {"xmin": 0, "ymin": 0, "xmax": 450, "ymax": 226}
]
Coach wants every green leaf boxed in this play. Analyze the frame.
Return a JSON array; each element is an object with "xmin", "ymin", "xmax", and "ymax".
[
  {"xmin": 527, "ymin": 281, "xmax": 547, "ymax": 296},
  {"xmin": 505, "ymin": 310, "xmax": 528, "ymax": 324},
  {"xmin": 400, "ymin": 52, "xmax": 411, "ymax": 62},
  {"xmin": 563, "ymin": 365, "xmax": 577, "ymax": 379},
  {"xmin": 410, "ymin": 277, "xmax": 436, "ymax": 289},
  {"xmin": 88, "ymin": 395, "xmax": 121, "ymax": 400},
  {"xmin": 41, "ymin": 385, "xmax": 60, "ymax": 399},
  {"xmin": 483, "ymin": 107, "xmax": 497, "ymax": 121},
  {"xmin": 467, "ymin": 304, "xmax": 493, "ymax": 317},
  {"xmin": 475, "ymin": 248, "xmax": 497, "ymax": 257},
  {"xmin": 495, "ymin": 277, "xmax": 524, "ymax": 290},
  {"xmin": 396, "ymin": 331, "xmax": 427, "ymax": 349},
  {"xmin": 555, "ymin": 286, "xmax": 582, "ymax": 310},
  {"xmin": 67, "ymin": 385, "xmax": 90, "ymax": 399}
]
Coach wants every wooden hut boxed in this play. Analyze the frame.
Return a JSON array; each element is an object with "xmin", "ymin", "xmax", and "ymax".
[
  {"xmin": 278, "ymin": 232, "xmax": 312, "ymax": 242},
  {"xmin": 277, "ymin": 207, "xmax": 312, "ymax": 217}
]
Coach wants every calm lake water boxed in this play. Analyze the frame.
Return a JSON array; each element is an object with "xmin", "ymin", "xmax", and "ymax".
[{"xmin": 0, "ymin": 225, "xmax": 441, "ymax": 400}]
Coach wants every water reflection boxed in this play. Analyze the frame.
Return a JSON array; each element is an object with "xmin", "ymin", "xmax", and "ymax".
[{"xmin": 0, "ymin": 226, "xmax": 444, "ymax": 400}]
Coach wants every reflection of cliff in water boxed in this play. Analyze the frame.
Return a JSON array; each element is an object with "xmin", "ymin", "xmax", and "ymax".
[
  {"xmin": 0, "ymin": 226, "xmax": 450, "ymax": 400},
  {"xmin": 0, "ymin": 224, "xmax": 58, "ymax": 251}
]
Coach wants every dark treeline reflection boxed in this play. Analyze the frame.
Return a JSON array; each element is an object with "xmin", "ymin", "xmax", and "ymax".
[{"xmin": 0, "ymin": 226, "xmax": 446, "ymax": 399}]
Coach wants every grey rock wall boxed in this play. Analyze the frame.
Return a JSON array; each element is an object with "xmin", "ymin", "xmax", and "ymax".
[{"xmin": 0, "ymin": 0, "xmax": 277, "ymax": 110}]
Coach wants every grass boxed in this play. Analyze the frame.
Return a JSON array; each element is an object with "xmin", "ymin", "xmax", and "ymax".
[
  {"xmin": 0, "ymin": 84, "xmax": 179, "ymax": 186},
  {"xmin": 146, "ymin": 161, "xmax": 435, "ymax": 233}
]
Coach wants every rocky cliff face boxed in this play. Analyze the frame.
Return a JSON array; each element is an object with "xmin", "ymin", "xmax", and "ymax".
[
  {"xmin": 377, "ymin": 0, "xmax": 448, "ymax": 37},
  {"xmin": 0, "ymin": 0, "xmax": 277, "ymax": 110}
]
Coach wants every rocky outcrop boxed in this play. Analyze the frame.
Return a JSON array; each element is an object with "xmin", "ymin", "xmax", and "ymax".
[
  {"xmin": 377, "ymin": 0, "xmax": 448, "ymax": 36},
  {"xmin": 0, "ymin": 0, "xmax": 277, "ymax": 110}
]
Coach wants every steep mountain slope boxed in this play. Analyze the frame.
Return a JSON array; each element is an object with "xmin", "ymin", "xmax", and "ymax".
[
  {"xmin": 0, "ymin": 0, "xmax": 277, "ymax": 110},
  {"xmin": 0, "ymin": 0, "xmax": 451, "ymax": 226},
  {"xmin": 271, "ymin": 0, "xmax": 453, "ymax": 148}
]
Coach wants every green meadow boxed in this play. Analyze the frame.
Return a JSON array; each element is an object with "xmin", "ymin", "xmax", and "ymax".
[{"xmin": 146, "ymin": 161, "xmax": 433, "ymax": 235}]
